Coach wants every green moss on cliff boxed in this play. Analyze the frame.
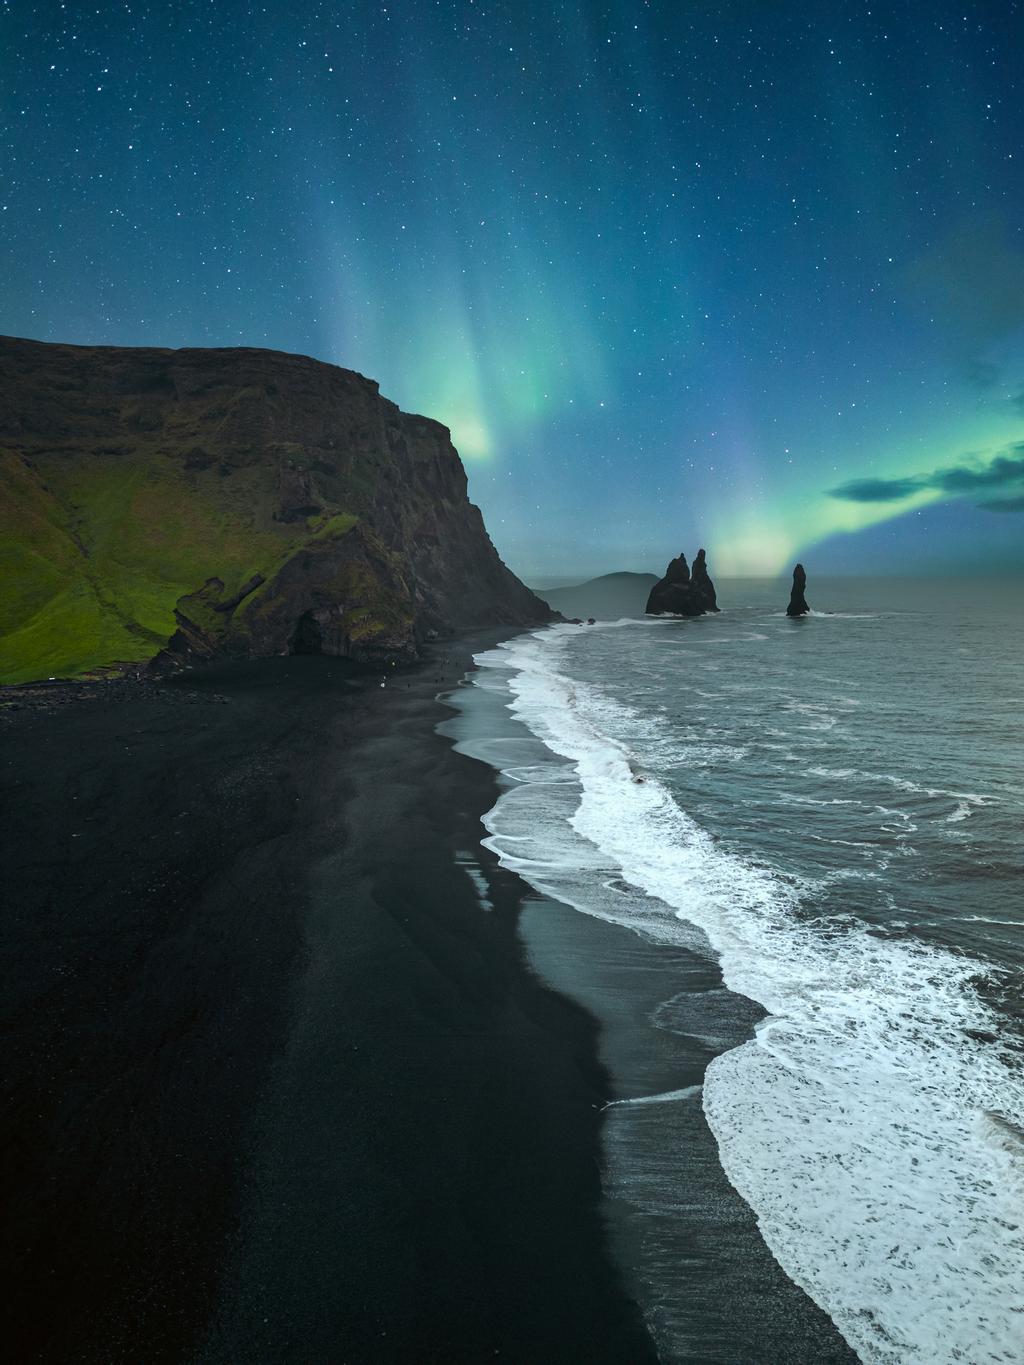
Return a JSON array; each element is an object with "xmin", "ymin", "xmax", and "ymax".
[
  {"xmin": 0, "ymin": 336, "xmax": 548, "ymax": 681},
  {"xmin": 315, "ymin": 512, "xmax": 359, "ymax": 539},
  {"xmin": 0, "ymin": 447, "xmax": 355, "ymax": 683}
]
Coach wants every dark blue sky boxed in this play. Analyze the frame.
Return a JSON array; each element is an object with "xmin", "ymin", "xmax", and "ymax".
[{"xmin": 4, "ymin": 1, "xmax": 1024, "ymax": 578}]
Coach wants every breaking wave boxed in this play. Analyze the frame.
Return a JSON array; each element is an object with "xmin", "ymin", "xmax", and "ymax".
[{"xmin": 472, "ymin": 623, "xmax": 1024, "ymax": 1365}]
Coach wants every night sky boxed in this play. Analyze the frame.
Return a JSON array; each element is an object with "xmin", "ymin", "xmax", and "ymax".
[{"xmin": 4, "ymin": 1, "xmax": 1024, "ymax": 579}]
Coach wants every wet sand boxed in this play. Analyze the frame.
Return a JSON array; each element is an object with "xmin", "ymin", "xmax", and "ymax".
[
  {"xmin": 519, "ymin": 900, "xmax": 858, "ymax": 1363},
  {"xmin": 0, "ymin": 643, "xmax": 655, "ymax": 1363}
]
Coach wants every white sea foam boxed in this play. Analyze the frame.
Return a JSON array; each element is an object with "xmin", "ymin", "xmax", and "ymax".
[
  {"xmin": 947, "ymin": 799, "xmax": 974, "ymax": 823},
  {"xmin": 806, "ymin": 610, "xmax": 882, "ymax": 619},
  {"xmin": 685, "ymin": 631, "xmax": 770, "ymax": 644},
  {"xmin": 603, "ymin": 1085, "xmax": 703, "ymax": 1110},
  {"xmin": 502, "ymin": 763, "xmax": 577, "ymax": 785},
  {"xmin": 473, "ymin": 623, "xmax": 1024, "ymax": 1365},
  {"xmin": 805, "ymin": 765, "xmax": 996, "ymax": 819}
]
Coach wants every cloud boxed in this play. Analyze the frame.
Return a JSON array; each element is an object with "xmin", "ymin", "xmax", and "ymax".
[
  {"xmin": 828, "ymin": 476, "xmax": 926, "ymax": 503},
  {"xmin": 934, "ymin": 448, "xmax": 1024, "ymax": 492},
  {"xmin": 977, "ymin": 494, "xmax": 1024, "ymax": 512},
  {"xmin": 829, "ymin": 444, "xmax": 1024, "ymax": 508}
]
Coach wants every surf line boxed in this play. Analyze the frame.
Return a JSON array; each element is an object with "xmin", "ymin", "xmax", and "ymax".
[{"xmin": 601, "ymin": 1085, "xmax": 703, "ymax": 1111}]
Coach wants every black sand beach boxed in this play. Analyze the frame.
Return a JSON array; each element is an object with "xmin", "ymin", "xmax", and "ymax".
[
  {"xmin": 0, "ymin": 642, "xmax": 655, "ymax": 1363},
  {"xmin": 443, "ymin": 651, "xmax": 860, "ymax": 1365}
]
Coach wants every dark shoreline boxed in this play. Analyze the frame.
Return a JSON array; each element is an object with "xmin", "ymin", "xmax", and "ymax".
[
  {"xmin": 0, "ymin": 641, "xmax": 655, "ymax": 1363},
  {"xmin": 444, "ymin": 641, "xmax": 860, "ymax": 1365}
]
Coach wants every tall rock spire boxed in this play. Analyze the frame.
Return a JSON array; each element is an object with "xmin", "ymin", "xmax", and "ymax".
[
  {"xmin": 786, "ymin": 563, "xmax": 810, "ymax": 617},
  {"xmin": 691, "ymin": 548, "xmax": 719, "ymax": 612}
]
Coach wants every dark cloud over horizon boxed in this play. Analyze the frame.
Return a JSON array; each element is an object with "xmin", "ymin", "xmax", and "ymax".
[
  {"xmin": 977, "ymin": 494, "xmax": 1024, "ymax": 512},
  {"xmin": 830, "ymin": 476, "xmax": 929, "ymax": 503},
  {"xmin": 830, "ymin": 446, "xmax": 1024, "ymax": 512}
]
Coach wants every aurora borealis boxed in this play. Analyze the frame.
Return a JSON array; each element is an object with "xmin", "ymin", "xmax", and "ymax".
[{"xmin": 4, "ymin": 1, "xmax": 1024, "ymax": 577}]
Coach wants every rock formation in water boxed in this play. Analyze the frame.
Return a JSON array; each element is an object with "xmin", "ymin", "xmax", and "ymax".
[
  {"xmin": 645, "ymin": 552, "xmax": 707, "ymax": 616},
  {"xmin": 786, "ymin": 563, "xmax": 810, "ymax": 616},
  {"xmin": 0, "ymin": 335, "xmax": 553, "ymax": 682},
  {"xmin": 690, "ymin": 547, "xmax": 719, "ymax": 612}
]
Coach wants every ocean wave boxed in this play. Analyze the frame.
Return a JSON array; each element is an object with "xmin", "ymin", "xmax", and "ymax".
[
  {"xmin": 805, "ymin": 765, "xmax": 996, "ymax": 820},
  {"xmin": 783, "ymin": 701, "xmax": 839, "ymax": 731},
  {"xmin": 684, "ymin": 631, "xmax": 771, "ymax": 644},
  {"xmin": 805, "ymin": 610, "xmax": 884, "ymax": 619},
  {"xmin": 472, "ymin": 624, "xmax": 1024, "ymax": 1365}
]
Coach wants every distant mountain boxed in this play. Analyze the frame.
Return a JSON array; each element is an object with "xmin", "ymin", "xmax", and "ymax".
[
  {"xmin": 532, "ymin": 571, "xmax": 657, "ymax": 620},
  {"xmin": 0, "ymin": 336, "xmax": 551, "ymax": 683}
]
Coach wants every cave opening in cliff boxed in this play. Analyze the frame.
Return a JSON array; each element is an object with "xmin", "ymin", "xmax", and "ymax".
[{"xmin": 290, "ymin": 612, "xmax": 323, "ymax": 655}]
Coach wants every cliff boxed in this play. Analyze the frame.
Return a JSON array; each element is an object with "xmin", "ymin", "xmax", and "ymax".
[{"xmin": 0, "ymin": 336, "xmax": 552, "ymax": 683}]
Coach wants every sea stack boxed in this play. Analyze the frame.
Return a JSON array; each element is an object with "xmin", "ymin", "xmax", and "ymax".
[
  {"xmin": 787, "ymin": 563, "xmax": 810, "ymax": 617},
  {"xmin": 691, "ymin": 548, "xmax": 719, "ymax": 612},
  {"xmin": 645, "ymin": 551, "xmax": 707, "ymax": 616}
]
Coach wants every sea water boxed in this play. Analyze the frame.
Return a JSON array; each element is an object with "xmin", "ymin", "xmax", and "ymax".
[{"xmin": 445, "ymin": 578, "xmax": 1024, "ymax": 1364}]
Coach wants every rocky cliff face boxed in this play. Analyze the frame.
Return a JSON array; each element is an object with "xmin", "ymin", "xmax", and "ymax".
[
  {"xmin": 645, "ymin": 549, "xmax": 718, "ymax": 617},
  {"xmin": 0, "ymin": 336, "xmax": 552, "ymax": 682}
]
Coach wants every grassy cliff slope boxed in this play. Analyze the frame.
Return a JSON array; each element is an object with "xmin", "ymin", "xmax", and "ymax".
[{"xmin": 0, "ymin": 337, "xmax": 550, "ymax": 683}]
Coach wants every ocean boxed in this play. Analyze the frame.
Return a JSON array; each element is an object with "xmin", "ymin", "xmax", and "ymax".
[{"xmin": 442, "ymin": 577, "xmax": 1024, "ymax": 1365}]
